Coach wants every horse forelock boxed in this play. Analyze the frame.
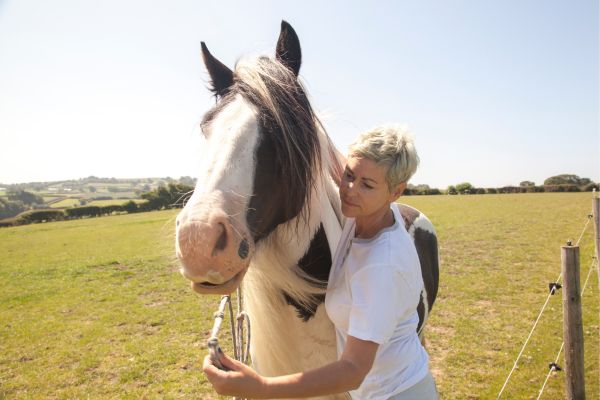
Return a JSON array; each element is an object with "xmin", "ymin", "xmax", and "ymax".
[{"xmin": 234, "ymin": 56, "xmax": 325, "ymax": 239}]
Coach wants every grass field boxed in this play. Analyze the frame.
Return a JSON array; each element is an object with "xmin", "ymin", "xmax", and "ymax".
[
  {"xmin": 0, "ymin": 193, "xmax": 598, "ymax": 399},
  {"xmin": 42, "ymin": 197, "xmax": 64, "ymax": 203},
  {"xmin": 87, "ymin": 199, "xmax": 148, "ymax": 207},
  {"xmin": 49, "ymin": 198, "xmax": 82, "ymax": 208},
  {"xmin": 401, "ymin": 193, "xmax": 599, "ymax": 399},
  {"xmin": 45, "ymin": 198, "xmax": 147, "ymax": 209}
]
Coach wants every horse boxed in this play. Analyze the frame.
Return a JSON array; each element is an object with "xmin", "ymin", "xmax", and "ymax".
[{"xmin": 175, "ymin": 21, "xmax": 439, "ymax": 399}]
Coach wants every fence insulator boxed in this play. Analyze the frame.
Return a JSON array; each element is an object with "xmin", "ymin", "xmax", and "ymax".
[
  {"xmin": 548, "ymin": 362, "xmax": 562, "ymax": 372},
  {"xmin": 549, "ymin": 282, "xmax": 562, "ymax": 295}
]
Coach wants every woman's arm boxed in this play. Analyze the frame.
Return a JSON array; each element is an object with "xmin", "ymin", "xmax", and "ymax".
[{"xmin": 203, "ymin": 335, "xmax": 378, "ymax": 399}]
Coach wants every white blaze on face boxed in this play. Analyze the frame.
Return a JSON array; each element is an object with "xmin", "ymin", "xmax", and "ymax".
[
  {"xmin": 175, "ymin": 95, "xmax": 260, "ymax": 287},
  {"xmin": 192, "ymin": 95, "xmax": 260, "ymax": 205}
]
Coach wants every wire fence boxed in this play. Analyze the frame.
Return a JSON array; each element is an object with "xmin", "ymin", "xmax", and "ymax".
[
  {"xmin": 536, "ymin": 256, "xmax": 597, "ymax": 399},
  {"xmin": 497, "ymin": 197, "xmax": 598, "ymax": 399}
]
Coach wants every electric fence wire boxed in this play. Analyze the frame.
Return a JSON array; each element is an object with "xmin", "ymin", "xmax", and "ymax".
[
  {"xmin": 536, "ymin": 256, "xmax": 597, "ymax": 399},
  {"xmin": 496, "ymin": 272, "xmax": 562, "ymax": 399},
  {"xmin": 498, "ymin": 211, "xmax": 594, "ymax": 399}
]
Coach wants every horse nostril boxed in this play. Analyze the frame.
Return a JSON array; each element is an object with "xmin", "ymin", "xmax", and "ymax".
[
  {"xmin": 213, "ymin": 222, "xmax": 228, "ymax": 256},
  {"xmin": 238, "ymin": 239, "xmax": 249, "ymax": 259}
]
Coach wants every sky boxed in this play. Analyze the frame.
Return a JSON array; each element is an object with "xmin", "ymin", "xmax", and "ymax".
[{"xmin": 0, "ymin": 0, "xmax": 598, "ymax": 188}]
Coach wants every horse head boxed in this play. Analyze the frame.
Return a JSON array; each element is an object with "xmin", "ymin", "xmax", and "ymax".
[{"xmin": 176, "ymin": 21, "xmax": 325, "ymax": 295}]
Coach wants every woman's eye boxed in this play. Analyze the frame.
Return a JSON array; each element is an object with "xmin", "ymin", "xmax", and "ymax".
[{"xmin": 363, "ymin": 183, "xmax": 373, "ymax": 189}]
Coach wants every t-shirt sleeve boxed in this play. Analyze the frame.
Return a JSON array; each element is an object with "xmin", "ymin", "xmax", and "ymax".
[{"xmin": 347, "ymin": 264, "xmax": 416, "ymax": 344}]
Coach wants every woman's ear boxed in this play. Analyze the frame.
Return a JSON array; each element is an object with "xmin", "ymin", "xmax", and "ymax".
[{"xmin": 390, "ymin": 182, "xmax": 406, "ymax": 201}]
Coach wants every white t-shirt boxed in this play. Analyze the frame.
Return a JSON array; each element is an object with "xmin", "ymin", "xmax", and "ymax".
[{"xmin": 324, "ymin": 203, "xmax": 430, "ymax": 400}]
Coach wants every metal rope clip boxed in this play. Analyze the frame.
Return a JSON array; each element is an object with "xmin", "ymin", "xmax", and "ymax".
[
  {"xmin": 207, "ymin": 296, "xmax": 233, "ymax": 371},
  {"xmin": 548, "ymin": 283, "xmax": 562, "ymax": 295},
  {"xmin": 206, "ymin": 291, "xmax": 251, "ymax": 371},
  {"xmin": 548, "ymin": 362, "xmax": 562, "ymax": 372}
]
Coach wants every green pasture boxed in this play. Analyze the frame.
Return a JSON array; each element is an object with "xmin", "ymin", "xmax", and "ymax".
[
  {"xmin": 87, "ymin": 199, "xmax": 148, "ymax": 207},
  {"xmin": 94, "ymin": 192, "xmax": 139, "ymax": 200},
  {"xmin": 49, "ymin": 198, "xmax": 81, "ymax": 208},
  {"xmin": 401, "ymin": 193, "xmax": 599, "ymax": 399},
  {"xmin": 0, "ymin": 193, "xmax": 598, "ymax": 399},
  {"xmin": 42, "ymin": 196, "xmax": 63, "ymax": 203},
  {"xmin": 45, "ymin": 198, "xmax": 146, "ymax": 209}
]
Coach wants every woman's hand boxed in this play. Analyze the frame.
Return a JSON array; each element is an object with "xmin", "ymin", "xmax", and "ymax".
[
  {"xmin": 203, "ymin": 336, "xmax": 378, "ymax": 399},
  {"xmin": 202, "ymin": 349, "xmax": 267, "ymax": 398}
]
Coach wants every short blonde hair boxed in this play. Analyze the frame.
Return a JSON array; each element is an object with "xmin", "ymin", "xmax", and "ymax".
[{"xmin": 348, "ymin": 124, "xmax": 419, "ymax": 189}]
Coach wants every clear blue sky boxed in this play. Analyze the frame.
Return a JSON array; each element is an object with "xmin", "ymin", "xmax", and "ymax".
[{"xmin": 1, "ymin": 0, "xmax": 598, "ymax": 188}]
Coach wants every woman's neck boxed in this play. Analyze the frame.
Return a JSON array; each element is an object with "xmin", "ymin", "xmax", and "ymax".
[{"xmin": 354, "ymin": 205, "xmax": 395, "ymax": 239}]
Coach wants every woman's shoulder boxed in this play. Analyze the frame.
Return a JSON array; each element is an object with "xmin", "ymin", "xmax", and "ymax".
[{"xmin": 359, "ymin": 217, "xmax": 417, "ymax": 259}]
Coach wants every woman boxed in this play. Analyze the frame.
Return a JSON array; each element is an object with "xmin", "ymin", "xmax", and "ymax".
[{"xmin": 203, "ymin": 125, "xmax": 438, "ymax": 399}]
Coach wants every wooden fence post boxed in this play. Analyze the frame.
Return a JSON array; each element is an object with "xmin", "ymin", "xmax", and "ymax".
[
  {"xmin": 593, "ymin": 192, "xmax": 600, "ymax": 399},
  {"xmin": 593, "ymin": 192, "xmax": 600, "ymax": 291},
  {"xmin": 561, "ymin": 244, "xmax": 585, "ymax": 399}
]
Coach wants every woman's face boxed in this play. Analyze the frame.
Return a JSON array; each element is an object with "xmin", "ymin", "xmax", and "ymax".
[{"xmin": 339, "ymin": 155, "xmax": 404, "ymax": 219}]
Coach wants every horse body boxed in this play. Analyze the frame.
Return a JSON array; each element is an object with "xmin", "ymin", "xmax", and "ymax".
[
  {"xmin": 175, "ymin": 21, "xmax": 438, "ymax": 400},
  {"xmin": 241, "ymin": 161, "xmax": 343, "ymax": 393}
]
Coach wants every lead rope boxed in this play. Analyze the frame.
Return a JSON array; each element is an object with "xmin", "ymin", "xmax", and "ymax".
[{"xmin": 207, "ymin": 287, "xmax": 251, "ymax": 400}]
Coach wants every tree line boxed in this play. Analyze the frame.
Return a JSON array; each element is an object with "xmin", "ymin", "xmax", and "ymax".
[{"xmin": 405, "ymin": 174, "xmax": 598, "ymax": 196}]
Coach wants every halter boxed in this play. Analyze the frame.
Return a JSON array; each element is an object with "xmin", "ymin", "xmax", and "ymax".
[{"xmin": 207, "ymin": 286, "xmax": 251, "ymax": 400}]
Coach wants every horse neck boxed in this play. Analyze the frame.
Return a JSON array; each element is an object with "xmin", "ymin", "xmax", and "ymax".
[
  {"xmin": 244, "ymin": 125, "xmax": 343, "ymax": 297},
  {"xmin": 241, "ymin": 132, "xmax": 343, "ymax": 377}
]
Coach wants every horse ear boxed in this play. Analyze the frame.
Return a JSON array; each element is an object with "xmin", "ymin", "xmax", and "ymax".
[
  {"xmin": 276, "ymin": 20, "xmax": 302, "ymax": 76},
  {"xmin": 201, "ymin": 42, "xmax": 234, "ymax": 97}
]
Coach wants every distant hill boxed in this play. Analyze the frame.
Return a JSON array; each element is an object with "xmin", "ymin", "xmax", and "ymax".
[
  {"xmin": 0, "ymin": 176, "xmax": 197, "ymax": 220},
  {"xmin": 0, "ymin": 176, "xmax": 196, "ymax": 194}
]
